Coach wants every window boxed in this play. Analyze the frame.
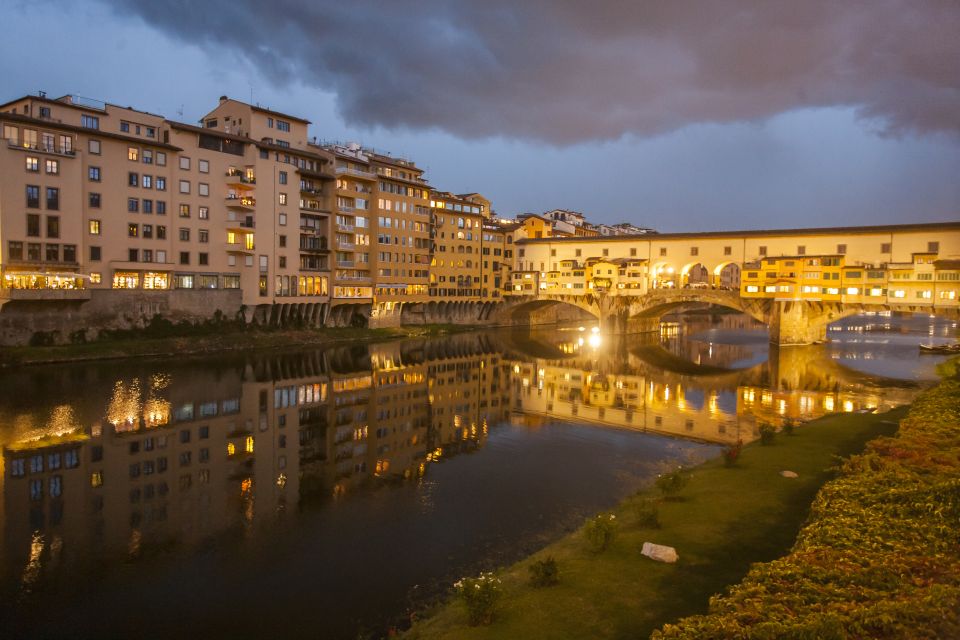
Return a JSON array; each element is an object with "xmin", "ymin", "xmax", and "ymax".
[
  {"xmin": 278, "ymin": 213, "xmax": 287, "ymax": 226},
  {"xmin": 88, "ymin": 139, "xmax": 101, "ymax": 154},
  {"xmin": 89, "ymin": 192, "xmax": 101, "ymax": 208},
  {"xmin": 279, "ymin": 171, "xmax": 287, "ymax": 185},
  {"xmin": 26, "ymin": 185, "xmax": 40, "ymax": 208},
  {"xmin": 198, "ymin": 206, "xmax": 209, "ymax": 220},
  {"xmin": 128, "ymin": 147, "xmax": 139, "ymax": 161},
  {"xmin": 179, "ymin": 252, "xmax": 190, "ymax": 265},
  {"xmin": 143, "ymin": 199, "xmax": 153, "ymax": 214},
  {"xmin": 25, "ymin": 156, "xmax": 38, "ymax": 172},
  {"xmin": 157, "ymin": 226, "xmax": 166, "ymax": 239},
  {"xmin": 46, "ymin": 243, "xmax": 60, "ymax": 262},
  {"xmin": 90, "ymin": 246, "xmax": 101, "ymax": 261},
  {"xmin": 797, "ymin": 245, "xmax": 806, "ymax": 255},
  {"xmin": 837, "ymin": 244, "xmax": 847, "ymax": 254},
  {"xmin": 81, "ymin": 114, "xmax": 99, "ymax": 129},
  {"xmin": 120, "ymin": 121, "xmax": 130, "ymax": 133},
  {"xmin": 143, "ymin": 224, "xmax": 153, "ymax": 239},
  {"xmin": 27, "ymin": 214, "xmax": 40, "ymax": 236},
  {"xmin": 199, "ymin": 253, "xmax": 208, "ymax": 266},
  {"xmin": 277, "ymin": 120, "xmax": 291, "ymax": 132},
  {"xmin": 128, "ymin": 198, "xmax": 139, "ymax": 213},
  {"xmin": 198, "ymin": 159, "xmax": 209, "ymax": 173},
  {"xmin": 89, "ymin": 220, "xmax": 101, "ymax": 235},
  {"xmin": 179, "ymin": 228, "xmax": 190, "ymax": 241},
  {"xmin": 279, "ymin": 193, "xmax": 287, "ymax": 205},
  {"xmin": 603, "ymin": 248, "xmax": 609, "ymax": 256},
  {"xmin": 929, "ymin": 241, "xmax": 940, "ymax": 253},
  {"xmin": 179, "ymin": 156, "xmax": 190, "ymax": 170},
  {"xmin": 142, "ymin": 175, "xmax": 152, "ymax": 188},
  {"xmin": 46, "ymin": 187, "xmax": 59, "ymax": 210},
  {"xmin": 659, "ymin": 247, "xmax": 667, "ymax": 257},
  {"xmin": 7, "ymin": 241, "xmax": 22, "ymax": 260},
  {"xmin": 143, "ymin": 149, "xmax": 153, "ymax": 164},
  {"xmin": 179, "ymin": 180, "xmax": 190, "ymax": 194},
  {"xmin": 156, "ymin": 201, "xmax": 166, "ymax": 215},
  {"xmin": 759, "ymin": 245, "xmax": 767, "ymax": 256},
  {"xmin": 156, "ymin": 177, "xmax": 166, "ymax": 191},
  {"xmin": 690, "ymin": 246, "xmax": 698, "ymax": 256},
  {"xmin": 199, "ymin": 229, "xmax": 209, "ymax": 243},
  {"xmin": 198, "ymin": 182, "xmax": 209, "ymax": 197},
  {"xmin": 129, "ymin": 223, "xmax": 139, "ymax": 237},
  {"xmin": 128, "ymin": 249, "xmax": 139, "ymax": 262},
  {"xmin": 156, "ymin": 152, "xmax": 166, "ymax": 166},
  {"xmin": 88, "ymin": 166, "xmax": 101, "ymax": 182},
  {"xmin": 179, "ymin": 204, "xmax": 190, "ymax": 218},
  {"xmin": 46, "ymin": 216, "xmax": 60, "ymax": 238}
]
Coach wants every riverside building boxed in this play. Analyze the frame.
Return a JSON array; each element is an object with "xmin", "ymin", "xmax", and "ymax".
[{"xmin": 0, "ymin": 92, "xmax": 512, "ymax": 340}]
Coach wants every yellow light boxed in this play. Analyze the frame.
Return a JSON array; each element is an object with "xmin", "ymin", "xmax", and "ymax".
[{"xmin": 227, "ymin": 442, "xmax": 236, "ymax": 455}]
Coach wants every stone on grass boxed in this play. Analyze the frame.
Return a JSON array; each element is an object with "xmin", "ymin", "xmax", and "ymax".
[
  {"xmin": 780, "ymin": 470, "xmax": 799, "ymax": 478},
  {"xmin": 641, "ymin": 542, "xmax": 678, "ymax": 563}
]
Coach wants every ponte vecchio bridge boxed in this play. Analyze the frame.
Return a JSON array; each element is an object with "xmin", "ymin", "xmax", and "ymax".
[{"xmin": 498, "ymin": 222, "xmax": 960, "ymax": 345}]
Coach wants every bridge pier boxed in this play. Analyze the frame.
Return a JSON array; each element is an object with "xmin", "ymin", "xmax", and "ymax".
[{"xmin": 768, "ymin": 301, "xmax": 828, "ymax": 345}]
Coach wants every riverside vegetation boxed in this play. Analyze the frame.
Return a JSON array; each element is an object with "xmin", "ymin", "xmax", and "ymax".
[
  {"xmin": 404, "ymin": 403, "xmax": 916, "ymax": 639},
  {"xmin": 654, "ymin": 377, "xmax": 960, "ymax": 639}
]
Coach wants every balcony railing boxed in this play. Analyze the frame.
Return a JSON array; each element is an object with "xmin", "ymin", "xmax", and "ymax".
[
  {"xmin": 300, "ymin": 238, "xmax": 329, "ymax": 252},
  {"xmin": 337, "ymin": 259, "xmax": 355, "ymax": 268},
  {"xmin": 334, "ymin": 166, "xmax": 375, "ymax": 179},
  {"xmin": 225, "ymin": 195, "xmax": 256, "ymax": 208},
  {"xmin": 7, "ymin": 139, "xmax": 76, "ymax": 157}
]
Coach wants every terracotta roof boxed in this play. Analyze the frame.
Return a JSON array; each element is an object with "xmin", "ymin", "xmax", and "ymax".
[{"xmin": 518, "ymin": 221, "xmax": 960, "ymax": 243}]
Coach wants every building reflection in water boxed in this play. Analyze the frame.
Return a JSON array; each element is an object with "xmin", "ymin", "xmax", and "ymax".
[{"xmin": 0, "ymin": 322, "xmax": 920, "ymax": 610}]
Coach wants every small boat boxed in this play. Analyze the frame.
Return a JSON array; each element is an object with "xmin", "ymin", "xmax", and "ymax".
[{"xmin": 919, "ymin": 343, "xmax": 960, "ymax": 354}]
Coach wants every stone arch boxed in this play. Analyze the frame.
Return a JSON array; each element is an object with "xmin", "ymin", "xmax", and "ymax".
[
  {"xmin": 711, "ymin": 261, "xmax": 741, "ymax": 289},
  {"xmin": 679, "ymin": 261, "xmax": 710, "ymax": 287},
  {"xmin": 650, "ymin": 261, "xmax": 678, "ymax": 289}
]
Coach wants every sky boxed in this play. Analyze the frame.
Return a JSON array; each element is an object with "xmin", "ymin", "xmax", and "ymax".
[{"xmin": 2, "ymin": 0, "xmax": 959, "ymax": 232}]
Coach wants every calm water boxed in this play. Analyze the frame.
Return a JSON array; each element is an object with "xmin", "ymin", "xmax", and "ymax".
[{"xmin": 0, "ymin": 312, "xmax": 952, "ymax": 638}]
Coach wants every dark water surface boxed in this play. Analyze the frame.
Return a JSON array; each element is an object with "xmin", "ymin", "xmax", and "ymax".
[{"xmin": 0, "ymin": 312, "xmax": 950, "ymax": 638}]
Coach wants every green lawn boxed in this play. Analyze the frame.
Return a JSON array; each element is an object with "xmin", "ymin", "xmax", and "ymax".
[{"xmin": 405, "ymin": 407, "xmax": 908, "ymax": 640}]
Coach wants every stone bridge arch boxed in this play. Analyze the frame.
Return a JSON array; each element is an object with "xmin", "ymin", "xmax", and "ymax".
[{"xmin": 492, "ymin": 295, "xmax": 600, "ymax": 326}]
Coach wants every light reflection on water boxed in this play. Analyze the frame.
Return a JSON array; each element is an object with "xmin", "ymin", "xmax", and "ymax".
[{"xmin": 0, "ymin": 311, "xmax": 947, "ymax": 638}]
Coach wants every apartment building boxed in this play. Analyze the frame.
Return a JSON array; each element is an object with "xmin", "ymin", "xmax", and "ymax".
[
  {"xmin": 0, "ymin": 93, "xmax": 335, "ymax": 329},
  {"xmin": 429, "ymin": 190, "xmax": 485, "ymax": 298}
]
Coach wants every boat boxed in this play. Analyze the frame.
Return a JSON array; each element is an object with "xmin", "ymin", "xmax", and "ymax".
[{"xmin": 919, "ymin": 343, "xmax": 960, "ymax": 354}]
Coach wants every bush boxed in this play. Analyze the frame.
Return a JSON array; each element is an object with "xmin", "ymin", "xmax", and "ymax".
[
  {"xmin": 454, "ymin": 572, "xmax": 502, "ymax": 626},
  {"xmin": 722, "ymin": 440, "xmax": 743, "ymax": 467},
  {"xmin": 634, "ymin": 499, "xmax": 661, "ymax": 528},
  {"xmin": 584, "ymin": 513, "xmax": 618, "ymax": 552},
  {"xmin": 528, "ymin": 557, "xmax": 560, "ymax": 587},
  {"xmin": 28, "ymin": 330, "xmax": 58, "ymax": 346},
  {"xmin": 758, "ymin": 424, "xmax": 776, "ymax": 445},
  {"xmin": 656, "ymin": 467, "xmax": 691, "ymax": 497},
  {"xmin": 783, "ymin": 421, "xmax": 795, "ymax": 436},
  {"xmin": 653, "ymin": 380, "xmax": 960, "ymax": 639}
]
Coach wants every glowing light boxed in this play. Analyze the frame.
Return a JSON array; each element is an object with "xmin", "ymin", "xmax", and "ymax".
[{"xmin": 587, "ymin": 334, "xmax": 601, "ymax": 348}]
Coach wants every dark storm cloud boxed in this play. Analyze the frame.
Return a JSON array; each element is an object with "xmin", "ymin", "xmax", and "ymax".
[{"xmin": 99, "ymin": 0, "xmax": 960, "ymax": 144}]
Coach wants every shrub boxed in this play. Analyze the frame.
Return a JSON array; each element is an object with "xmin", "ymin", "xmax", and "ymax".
[
  {"xmin": 528, "ymin": 557, "xmax": 560, "ymax": 587},
  {"xmin": 722, "ymin": 440, "xmax": 743, "ymax": 467},
  {"xmin": 656, "ymin": 467, "xmax": 691, "ymax": 497},
  {"xmin": 653, "ymin": 380, "xmax": 960, "ymax": 639},
  {"xmin": 584, "ymin": 513, "xmax": 618, "ymax": 553},
  {"xmin": 635, "ymin": 499, "xmax": 661, "ymax": 528},
  {"xmin": 783, "ymin": 421, "xmax": 795, "ymax": 436},
  {"xmin": 454, "ymin": 572, "xmax": 502, "ymax": 626},
  {"xmin": 758, "ymin": 424, "xmax": 776, "ymax": 445}
]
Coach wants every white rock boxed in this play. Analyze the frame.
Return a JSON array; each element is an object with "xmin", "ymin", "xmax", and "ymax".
[
  {"xmin": 781, "ymin": 470, "xmax": 799, "ymax": 478},
  {"xmin": 641, "ymin": 542, "xmax": 678, "ymax": 563}
]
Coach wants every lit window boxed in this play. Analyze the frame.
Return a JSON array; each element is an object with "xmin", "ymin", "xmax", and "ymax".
[
  {"xmin": 89, "ymin": 220, "xmax": 100, "ymax": 235},
  {"xmin": 128, "ymin": 147, "xmax": 139, "ymax": 161}
]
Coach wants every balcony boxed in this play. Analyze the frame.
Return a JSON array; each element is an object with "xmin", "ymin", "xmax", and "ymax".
[
  {"xmin": 334, "ymin": 166, "xmax": 376, "ymax": 180},
  {"xmin": 1, "ymin": 287, "xmax": 91, "ymax": 302},
  {"xmin": 337, "ymin": 259, "xmax": 355, "ymax": 268},
  {"xmin": 225, "ymin": 195, "xmax": 256, "ymax": 210},
  {"xmin": 227, "ymin": 219, "xmax": 255, "ymax": 231},
  {"xmin": 7, "ymin": 139, "xmax": 77, "ymax": 157},
  {"xmin": 337, "ymin": 223, "xmax": 355, "ymax": 233},
  {"xmin": 300, "ymin": 238, "xmax": 330, "ymax": 253},
  {"xmin": 301, "ymin": 186, "xmax": 323, "ymax": 196},
  {"xmin": 225, "ymin": 169, "xmax": 256, "ymax": 189}
]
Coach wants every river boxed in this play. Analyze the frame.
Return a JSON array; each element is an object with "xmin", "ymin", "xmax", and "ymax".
[{"xmin": 0, "ymin": 311, "xmax": 953, "ymax": 638}]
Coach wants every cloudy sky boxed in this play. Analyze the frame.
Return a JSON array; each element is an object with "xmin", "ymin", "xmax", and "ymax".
[{"xmin": 3, "ymin": 1, "xmax": 959, "ymax": 231}]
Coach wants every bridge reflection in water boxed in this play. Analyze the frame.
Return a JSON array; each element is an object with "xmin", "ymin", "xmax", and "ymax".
[{"xmin": 0, "ymin": 318, "xmax": 925, "ymax": 633}]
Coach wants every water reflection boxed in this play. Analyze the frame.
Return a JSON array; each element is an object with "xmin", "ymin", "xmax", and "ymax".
[{"xmin": 0, "ymin": 313, "xmax": 938, "ymax": 637}]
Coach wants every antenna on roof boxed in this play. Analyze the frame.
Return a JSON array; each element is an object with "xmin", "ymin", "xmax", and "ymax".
[
  {"xmin": 38, "ymin": 90, "xmax": 46, "ymax": 98},
  {"xmin": 249, "ymin": 84, "xmax": 254, "ymax": 105},
  {"xmin": 177, "ymin": 104, "xmax": 184, "ymax": 118}
]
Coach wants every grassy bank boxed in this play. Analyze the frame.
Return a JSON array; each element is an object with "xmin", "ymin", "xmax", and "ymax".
[
  {"xmin": 654, "ymin": 380, "xmax": 960, "ymax": 639},
  {"xmin": 404, "ymin": 407, "xmax": 909, "ymax": 639},
  {"xmin": 0, "ymin": 323, "xmax": 475, "ymax": 368}
]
